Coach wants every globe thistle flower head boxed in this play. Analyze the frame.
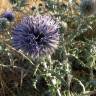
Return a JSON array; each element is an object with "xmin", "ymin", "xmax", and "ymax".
[
  {"xmin": 80, "ymin": 0, "xmax": 96, "ymax": 16},
  {"xmin": 12, "ymin": 15, "xmax": 60, "ymax": 58},
  {"xmin": 3, "ymin": 11, "xmax": 15, "ymax": 22}
]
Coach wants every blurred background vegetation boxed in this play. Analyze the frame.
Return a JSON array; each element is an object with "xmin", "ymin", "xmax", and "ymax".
[{"xmin": 0, "ymin": 0, "xmax": 96, "ymax": 96}]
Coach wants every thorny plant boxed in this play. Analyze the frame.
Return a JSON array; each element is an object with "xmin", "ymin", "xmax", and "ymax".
[{"xmin": 0, "ymin": 0, "xmax": 96, "ymax": 96}]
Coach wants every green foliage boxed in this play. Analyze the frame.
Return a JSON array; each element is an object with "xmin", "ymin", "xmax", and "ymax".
[{"xmin": 0, "ymin": 0, "xmax": 96, "ymax": 96}]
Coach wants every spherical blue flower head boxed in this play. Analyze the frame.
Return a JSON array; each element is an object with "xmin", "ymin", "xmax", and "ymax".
[
  {"xmin": 3, "ymin": 11, "xmax": 15, "ymax": 22},
  {"xmin": 12, "ymin": 15, "xmax": 60, "ymax": 58},
  {"xmin": 80, "ymin": 0, "xmax": 96, "ymax": 16}
]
